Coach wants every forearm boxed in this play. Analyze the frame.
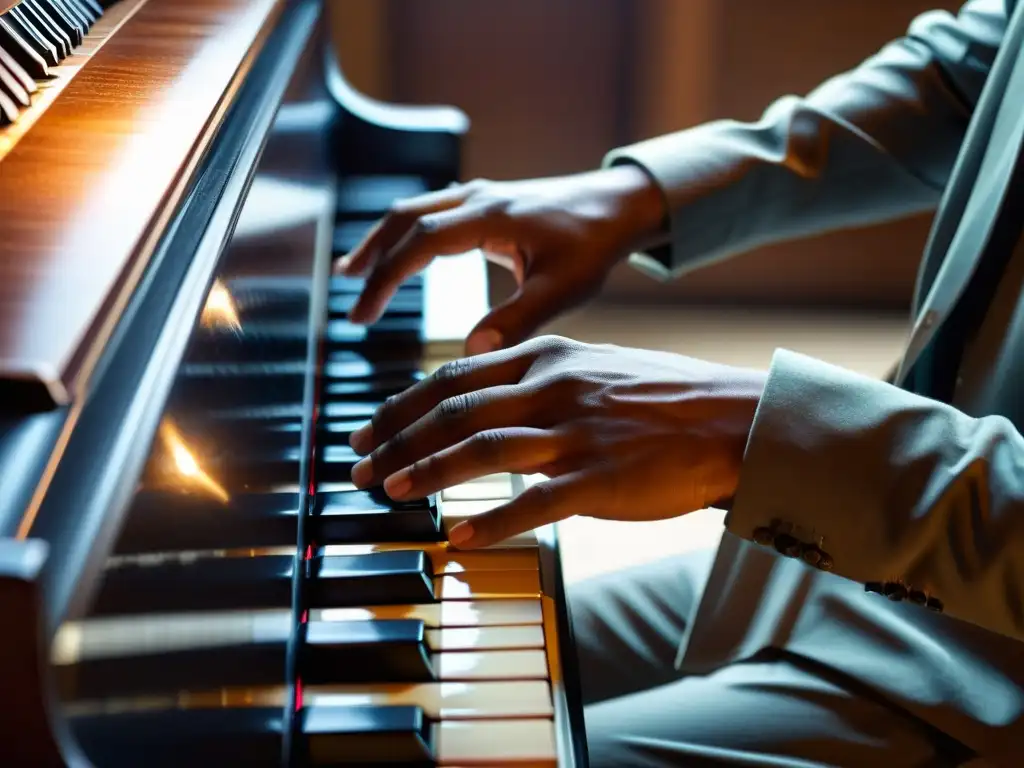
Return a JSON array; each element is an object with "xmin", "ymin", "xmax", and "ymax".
[
  {"xmin": 728, "ymin": 349, "xmax": 1024, "ymax": 641},
  {"xmin": 604, "ymin": 0, "xmax": 1006, "ymax": 279}
]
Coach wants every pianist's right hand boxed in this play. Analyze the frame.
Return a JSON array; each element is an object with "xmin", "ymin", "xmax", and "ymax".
[{"xmin": 337, "ymin": 165, "xmax": 667, "ymax": 355}]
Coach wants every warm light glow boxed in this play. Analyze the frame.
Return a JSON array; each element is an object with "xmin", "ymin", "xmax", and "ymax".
[
  {"xmin": 200, "ymin": 279, "xmax": 241, "ymax": 332},
  {"xmin": 154, "ymin": 420, "xmax": 230, "ymax": 502}
]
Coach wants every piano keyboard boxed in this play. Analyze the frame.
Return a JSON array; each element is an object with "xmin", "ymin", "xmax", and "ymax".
[
  {"xmin": 48, "ymin": 156, "xmax": 573, "ymax": 764},
  {"xmin": 0, "ymin": 0, "xmax": 139, "ymax": 149}
]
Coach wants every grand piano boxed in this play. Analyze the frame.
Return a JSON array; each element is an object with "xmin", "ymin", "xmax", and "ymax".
[{"xmin": 0, "ymin": 0, "xmax": 588, "ymax": 764}]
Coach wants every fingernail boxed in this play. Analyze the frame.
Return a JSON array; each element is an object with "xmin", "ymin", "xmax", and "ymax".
[
  {"xmin": 466, "ymin": 329, "xmax": 502, "ymax": 356},
  {"xmin": 350, "ymin": 423, "xmax": 372, "ymax": 454},
  {"xmin": 336, "ymin": 255, "xmax": 352, "ymax": 273},
  {"xmin": 384, "ymin": 468, "xmax": 411, "ymax": 498},
  {"xmin": 350, "ymin": 458, "xmax": 373, "ymax": 488},
  {"xmin": 448, "ymin": 522, "xmax": 474, "ymax": 548}
]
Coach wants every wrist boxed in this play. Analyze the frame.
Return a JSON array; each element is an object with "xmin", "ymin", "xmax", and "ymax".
[
  {"xmin": 710, "ymin": 368, "xmax": 767, "ymax": 506},
  {"xmin": 594, "ymin": 163, "xmax": 670, "ymax": 253}
]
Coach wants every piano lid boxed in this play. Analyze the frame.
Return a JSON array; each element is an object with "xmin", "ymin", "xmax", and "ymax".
[{"xmin": 0, "ymin": 0, "xmax": 287, "ymax": 413}]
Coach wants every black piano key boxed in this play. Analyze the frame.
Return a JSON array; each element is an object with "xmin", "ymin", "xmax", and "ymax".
[
  {"xmin": 329, "ymin": 316, "xmax": 422, "ymax": 339},
  {"xmin": 323, "ymin": 351, "xmax": 420, "ymax": 379},
  {"xmin": 55, "ymin": 617, "xmax": 292, "ymax": 699},
  {"xmin": 0, "ymin": 88, "xmax": 17, "ymax": 125},
  {"xmin": 173, "ymin": 359, "xmax": 417, "ymax": 409},
  {"xmin": 307, "ymin": 550, "xmax": 435, "ymax": 606},
  {"xmin": 114, "ymin": 490, "xmax": 301, "ymax": 553},
  {"xmin": 22, "ymin": 0, "xmax": 71, "ymax": 58},
  {"xmin": 67, "ymin": 0, "xmax": 101, "ymax": 25},
  {"xmin": 80, "ymin": 0, "xmax": 104, "ymax": 18},
  {"xmin": 315, "ymin": 444, "xmax": 361, "ymax": 483},
  {"xmin": 328, "ymin": 291, "xmax": 422, "ymax": 317},
  {"xmin": 188, "ymin": 317, "xmax": 423, "ymax": 362},
  {"xmin": 0, "ymin": 54, "xmax": 31, "ymax": 107},
  {"xmin": 333, "ymin": 220, "xmax": 374, "ymax": 254},
  {"xmin": 323, "ymin": 374, "xmax": 421, "ymax": 400},
  {"xmin": 57, "ymin": 617, "xmax": 433, "ymax": 699},
  {"xmin": 91, "ymin": 554, "xmax": 294, "ymax": 615},
  {"xmin": 329, "ymin": 272, "xmax": 422, "ymax": 295},
  {"xmin": 6, "ymin": 8, "xmax": 60, "ymax": 66},
  {"xmin": 318, "ymin": 419, "xmax": 368, "ymax": 445},
  {"xmin": 174, "ymin": 360, "xmax": 308, "ymax": 408},
  {"xmin": 0, "ymin": 17, "xmax": 50, "ymax": 78},
  {"xmin": 207, "ymin": 401, "xmax": 307, "ymax": 423},
  {"xmin": 72, "ymin": 708, "xmax": 286, "ymax": 768},
  {"xmin": 312, "ymin": 489, "xmax": 442, "ymax": 543},
  {"xmin": 323, "ymin": 401, "xmax": 379, "ymax": 420},
  {"xmin": 0, "ymin": 41, "xmax": 36, "ymax": 95},
  {"xmin": 92, "ymin": 550, "xmax": 435, "ymax": 615},
  {"xmin": 335, "ymin": 175, "xmax": 429, "ymax": 216},
  {"xmin": 302, "ymin": 619, "xmax": 434, "ymax": 684},
  {"xmin": 50, "ymin": 0, "xmax": 90, "ymax": 37},
  {"xmin": 190, "ymin": 321, "xmax": 310, "ymax": 361},
  {"xmin": 299, "ymin": 705, "xmax": 434, "ymax": 766},
  {"xmin": 34, "ymin": 0, "xmax": 83, "ymax": 47},
  {"xmin": 213, "ymin": 445, "xmax": 304, "ymax": 487}
]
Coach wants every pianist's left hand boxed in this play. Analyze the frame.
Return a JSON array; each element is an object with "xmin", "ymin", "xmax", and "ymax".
[{"xmin": 348, "ymin": 334, "xmax": 767, "ymax": 549}]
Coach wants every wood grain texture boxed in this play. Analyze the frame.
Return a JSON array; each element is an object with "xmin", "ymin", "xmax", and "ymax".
[
  {"xmin": 0, "ymin": 0, "xmax": 284, "ymax": 408},
  {"xmin": 0, "ymin": 0, "xmax": 147, "ymax": 163}
]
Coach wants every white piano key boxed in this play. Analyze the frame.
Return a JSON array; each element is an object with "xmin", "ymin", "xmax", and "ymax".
[
  {"xmin": 441, "ymin": 499, "xmax": 537, "ymax": 548},
  {"xmin": 303, "ymin": 680, "xmax": 553, "ymax": 720},
  {"xmin": 313, "ymin": 599, "xmax": 542, "ymax": 627},
  {"xmin": 434, "ymin": 571, "xmax": 541, "ymax": 600},
  {"xmin": 440, "ymin": 474, "xmax": 514, "ymax": 501},
  {"xmin": 433, "ymin": 649, "xmax": 549, "ymax": 681},
  {"xmin": 425, "ymin": 625, "xmax": 545, "ymax": 652},
  {"xmin": 435, "ymin": 718, "xmax": 557, "ymax": 766},
  {"xmin": 435, "ymin": 549, "xmax": 538, "ymax": 574},
  {"xmin": 439, "ymin": 499, "xmax": 505, "ymax": 517}
]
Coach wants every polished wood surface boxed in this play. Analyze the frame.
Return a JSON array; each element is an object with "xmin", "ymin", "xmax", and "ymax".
[
  {"xmin": 0, "ymin": 0, "xmax": 147, "ymax": 162},
  {"xmin": 0, "ymin": 0, "xmax": 284, "ymax": 409}
]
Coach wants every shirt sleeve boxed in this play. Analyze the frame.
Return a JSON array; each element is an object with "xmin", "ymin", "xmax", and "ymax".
[
  {"xmin": 727, "ymin": 348, "xmax": 1024, "ymax": 642},
  {"xmin": 602, "ymin": 0, "xmax": 1008, "ymax": 281}
]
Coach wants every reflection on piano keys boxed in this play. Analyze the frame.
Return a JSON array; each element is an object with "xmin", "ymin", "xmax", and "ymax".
[{"xmin": 0, "ymin": 0, "xmax": 585, "ymax": 763}]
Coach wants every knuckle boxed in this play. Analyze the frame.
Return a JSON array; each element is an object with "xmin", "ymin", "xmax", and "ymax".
[
  {"xmin": 410, "ymin": 215, "xmax": 439, "ymax": 238},
  {"xmin": 471, "ymin": 430, "xmax": 507, "ymax": 463},
  {"xmin": 436, "ymin": 392, "xmax": 478, "ymax": 424},
  {"xmin": 434, "ymin": 358, "xmax": 473, "ymax": 386},
  {"xmin": 528, "ymin": 334, "xmax": 576, "ymax": 357},
  {"xmin": 521, "ymin": 481, "xmax": 557, "ymax": 512},
  {"xmin": 387, "ymin": 197, "xmax": 418, "ymax": 218}
]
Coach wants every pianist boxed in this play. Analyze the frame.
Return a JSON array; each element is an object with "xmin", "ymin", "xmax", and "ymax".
[{"xmin": 340, "ymin": 1, "xmax": 1023, "ymax": 765}]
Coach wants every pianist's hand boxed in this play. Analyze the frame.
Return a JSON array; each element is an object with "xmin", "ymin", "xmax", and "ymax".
[
  {"xmin": 337, "ymin": 166, "xmax": 666, "ymax": 355},
  {"xmin": 348, "ymin": 335, "xmax": 766, "ymax": 549}
]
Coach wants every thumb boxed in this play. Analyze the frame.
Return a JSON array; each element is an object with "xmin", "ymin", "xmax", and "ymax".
[{"xmin": 465, "ymin": 276, "xmax": 574, "ymax": 355}]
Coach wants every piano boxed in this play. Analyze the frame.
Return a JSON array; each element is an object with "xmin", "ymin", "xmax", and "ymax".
[{"xmin": 0, "ymin": 0, "xmax": 588, "ymax": 765}]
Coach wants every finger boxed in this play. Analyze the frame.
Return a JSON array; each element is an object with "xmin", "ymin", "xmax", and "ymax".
[
  {"xmin": 349, "ymin": 349, "xmax": 536, "ymax": 454},
  {"xmin": 335, "ymin": 184, "xmax": 472, "ymax": 276},
  {"xmin": 382, "ymin": 427, "xmax": 561, "ymax": 500},
  {"xmin": 448, "ymin": 469, "xmax": 610, "ymax": 549},
  {"xmin": 350, "ymin": 384, "xmax": 546, "ymax": 488},
  {"xmin": 465, "ymin": 273, "xmax": 581, "ymax": 356},
  {"xmin": 350, "ymin": 202, "xmax": 507, "ymax": 324}
]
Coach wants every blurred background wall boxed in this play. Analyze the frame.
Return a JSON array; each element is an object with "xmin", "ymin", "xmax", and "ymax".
[{"xmin": 330, "ymin": 0, "xmax": 961, "ymax": 311}]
